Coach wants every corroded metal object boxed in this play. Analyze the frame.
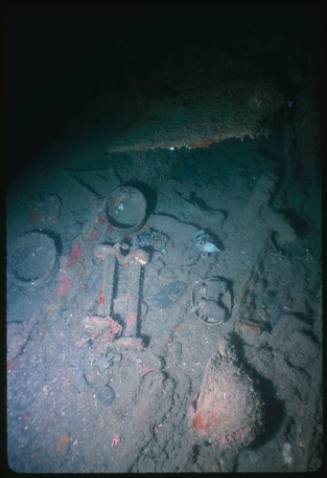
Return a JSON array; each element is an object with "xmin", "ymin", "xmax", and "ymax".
[
  {"xmin": 189, "ymin": 344, "xmax": 263, "ymax": 451},
  {"xmin": 107, "ymin": 78, "xmax": 283, "ymax": 153},
  {"xmin": 114, "ymin": 248, "xmax": 149, "ymax": 350},
  {"xmin": 106, "ymin": 185, "xmax": 147, "ymax": 237},
  {"xmin": 9, "ymin": 231, "xmax": 58, "ymax": 287},
  {"xmin": 191, "ymin": 277, "xmax": 232, "ymax": 324},
  {"xmin": 90, "ymin": 243, "xmax": 149, "ymax": 351}
]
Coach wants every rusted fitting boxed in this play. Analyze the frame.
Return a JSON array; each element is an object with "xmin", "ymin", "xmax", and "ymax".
[{"xmin": 128, "ymin": 249, "xmax": 149, "ymax": 266}]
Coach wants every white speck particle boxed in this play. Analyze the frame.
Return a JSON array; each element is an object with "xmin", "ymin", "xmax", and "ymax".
[{"xmin": 282, "ymin": 442, "xmax": 293, "ymax": 465}]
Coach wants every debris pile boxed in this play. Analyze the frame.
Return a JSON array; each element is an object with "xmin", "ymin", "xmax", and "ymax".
[{"xmin": 189, "ymin": 344, "xmax": 263, "ymax": 451}]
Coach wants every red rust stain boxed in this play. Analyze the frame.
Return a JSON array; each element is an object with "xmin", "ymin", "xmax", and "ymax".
[
  {"xmin": 55, "ymin": 432, "xmax": 70, "ymax": 454},
  {"xmin": 7, "ymin": 359, "xmax": 16, "ymax": 374},
  {"xmin": 56, "ymin": 273, "xmax": 73, "ymax": 297},
  {"xmin": 67, "ymin": 242, "xmax": 83, "ymax": 268},
  {"xmin": 98, "ymin": 289, "xmax": 105, "ymax": 305},
  {"xmin": 101, "ymin": 320, "xmax": 123, "ymax": 342},
  {"xmin": 189, "ymin": 138, "xmax": 217, "ymax": 149},
  {"xmin": 239, "ymin": 321, "xmax": 261, "ymax": 336},
  {"xmin": 193, "ymin": 414, "xmax": 208, "ymax": 431},
  {"xmin": 126, "ymin": 312, "xmax": 137, "ymax": 328}
]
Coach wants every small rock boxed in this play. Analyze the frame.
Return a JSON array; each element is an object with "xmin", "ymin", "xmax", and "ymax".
[
  {"xmin": 237, "ymin": 321, "xmax": 262, "ymax": 345},
  {"xmin": 83, "ymin": 366, "xmax": 101, "ymax": 387},
  {"xmin": 95, "ymin": 385, "xmax": 116, "ymax": 406},
  {"xmin": 55, "ymin": 432, "xmax": 70, "ymax": 454},
  {"xmin": 153, "ymin": 281, "xmax": 187, "ymax": 308}
]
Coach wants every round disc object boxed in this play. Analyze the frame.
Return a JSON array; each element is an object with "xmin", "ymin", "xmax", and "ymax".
[
  {"xmin": 10, "ymin": 231, "xmax": 58, "ymax": 286},
  {"xmin": 106, "ymin": 185, "xmax": 147, "ymax": 235},
  {"xmin": 95, "ymin": 384, "xmax": 116, "ymax": 407}
]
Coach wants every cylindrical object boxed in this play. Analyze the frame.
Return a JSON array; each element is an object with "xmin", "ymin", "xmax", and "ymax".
[
  {"xmin": 106, "ymin": 185, "xmax": 147, "ymax": 237},
  {"xmin": 97, "ymin": 254, "xmax": 114, "ymax": 317},
  {"xmin": 9, "ymin": 231, "xmax": 58, "ymax": 287},
  {"xmin": 118, "ymin": 252, "xmax": 142, "ymax": 336},
  {"xmin": 114, "ymin": 248, "xmax": 149, "ymax": 349},
  {"xmin": 94, "ymin": 244, "xmax": 119, "ymax": 317}
]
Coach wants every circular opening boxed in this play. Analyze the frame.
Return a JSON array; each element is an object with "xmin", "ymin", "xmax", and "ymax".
[
  {"xmin": 10, "ymin": 231, "xmax": 58, "ymax": 286},
  {"xmin": 106, "ymin": 186, "xmax": 147, "ymax": 231}
]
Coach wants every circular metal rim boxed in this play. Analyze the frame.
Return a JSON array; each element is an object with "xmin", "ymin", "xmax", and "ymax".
[
  {"xmin": 9, "ymin": 231, "xmax": 58, "ymax": 288},
  {"xmin": 191, "ymin": 279, "xmax": 227, "ymax": 325},
  {"xmin": 106, "ymin": 185, "xmax": 147, "ymax": 234}
]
